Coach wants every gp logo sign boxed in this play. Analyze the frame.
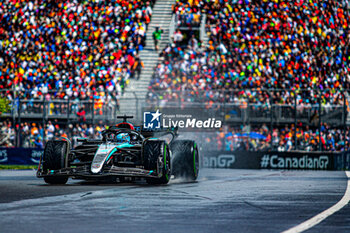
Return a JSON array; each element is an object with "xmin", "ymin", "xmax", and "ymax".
[
  {"xmin": 203, "ymin": 154, "xmax": 235, "ymax": 168},
  {"xmin": 31, "ymin": 150, "xmax": 43, "ymax": 164},
  {"xmin": 0, "ymin": 149, "xmax": 8, "ymax": 163},
  {"xmin": 260, "ymin": 154, "xmax": 329, "ymax": 169}
]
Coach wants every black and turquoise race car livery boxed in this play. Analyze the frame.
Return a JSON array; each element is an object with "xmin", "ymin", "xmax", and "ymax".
[{"xmin": 37, "ymin": 115, "xmax": 199, "ymax": 185}]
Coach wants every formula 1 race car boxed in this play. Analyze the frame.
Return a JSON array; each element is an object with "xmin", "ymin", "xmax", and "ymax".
[{"xmin": 37, "ymin": 115, "xmax": 199, "ymax": 185}]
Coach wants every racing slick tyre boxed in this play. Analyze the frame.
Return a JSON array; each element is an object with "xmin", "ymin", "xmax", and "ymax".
[
  {"xmin": 42, "ymin": 140, "xmax": 69, "ymax": 185},
  {"xmin": 170, "ymin": 140, "xmax": 199, "ymax": 181},
  {"xmin": 143, "ymin": 140, "xmax": 171, "ymax": 185}
]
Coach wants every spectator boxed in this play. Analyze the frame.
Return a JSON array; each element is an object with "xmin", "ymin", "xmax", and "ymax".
[
  {"xmin": 133, "ymin": 55, "xmax": 144, "ymax": 80},
  {"xmin": 47, "ymin": 121, "xmax": 55, "ymax": 140},
  {"xmin": 0, "ymin": 121, "xmax": 14, "ymax": 147},
  {"xmin": 277, "ymin": 140, "xmax": 285, "ymax": 152},
  {"xmin": 30, "ymin": 123, "xmax": 39, "ymax": 136},
  {"xmin": 34, "ymin": 138, "xmax": 43, "ymax": 149},
  {"xmin": 153, "ymin": 26, "xmax": 163, "ymax": 51},
  {"xmin": 173, "ymin": 29, "xmax": 184, "ymax": 46},
  {"xmin": 77, "ymin": 106, "xmax": 86, "ymax": 122}
]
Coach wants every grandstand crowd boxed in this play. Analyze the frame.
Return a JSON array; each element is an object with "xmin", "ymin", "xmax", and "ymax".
[
  {"xmin": 149, "ymin": 0, "xmax": 350, "ymax": 107},
  {"xmin": 0, "ymin": 0, "xmax": 155, "ymax": 103},
  {"xmin": 146, "ymin": 0, "xmax": 350, "ymax": 152},
  {"xmin": 0, "ymin": 0, "xmax": 350, "ymax": 152}
]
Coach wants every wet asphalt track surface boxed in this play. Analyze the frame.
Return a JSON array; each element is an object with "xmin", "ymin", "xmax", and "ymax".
[{"xmin": 0, "ymin": 169, "xmax": 349, "ymax": 233}]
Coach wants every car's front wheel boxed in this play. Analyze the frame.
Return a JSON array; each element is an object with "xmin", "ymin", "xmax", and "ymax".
[
  {"xmin": 143, "ymin": 140, "xmax": 171, "ymax": 185},
  {"xmin": 42, "ymin": 140, "xmax": 69, "ymax": 185}
]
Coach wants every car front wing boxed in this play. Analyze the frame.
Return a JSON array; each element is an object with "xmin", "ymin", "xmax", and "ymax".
[{"xmin": 37, "ymin": 165, "xmax": 160, "ymax": 179}]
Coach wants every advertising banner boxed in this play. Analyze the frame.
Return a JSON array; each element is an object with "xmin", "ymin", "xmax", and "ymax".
[
  {"xmin": 203, "ymin": 151, "xmax": 341, "ymax": 170},
  {"xmin": 0, "ymin": 148, "xmax": 43, "ymax": 165}
]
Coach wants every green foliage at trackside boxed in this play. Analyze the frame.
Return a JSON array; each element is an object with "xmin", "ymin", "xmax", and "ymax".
[
  {"xmin": 0, "ymin": 97, "xmax": 10, "ymax": 114},
  {"xmin": 0, "ymin": 165, "xmax": 38, "ymax": 170}
]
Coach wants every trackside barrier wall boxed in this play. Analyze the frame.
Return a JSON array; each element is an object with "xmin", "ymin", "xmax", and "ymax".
[
  {"xmin": 342, "ymin": 152, "xmax": 350, "ymax": 170},
  {"xmin": 0, "ymin": 147, "xmax": 348, "ymax": 170},
  {"xmin": 202, "ymin": 151, "xmax": 345, "ymax": 170},
  {"xmin": 0, "ymin": 148, "xmax": 43, "ymax": 165}
]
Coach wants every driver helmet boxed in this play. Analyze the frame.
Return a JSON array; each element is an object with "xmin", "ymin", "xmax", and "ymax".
[{"xmin": 116, "ymin": 133, "xmax": 130, "ymax": 143}]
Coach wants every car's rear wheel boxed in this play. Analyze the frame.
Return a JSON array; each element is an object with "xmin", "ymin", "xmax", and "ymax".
[
  {"xmin": 42, "ymin": 140, "xmax": 69, "ymax": 185},
  {"xmin": 171, "ymin": 140, "xmax": 199, "ymax": 181},
  {"xmin": 143, "ymin": 140, "xmax": 171, "ymax": 184}
]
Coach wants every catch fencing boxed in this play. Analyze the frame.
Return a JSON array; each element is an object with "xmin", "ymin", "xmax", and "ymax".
[
  {"xmin": 1, "ymin": 89, "xmax": 349, "ymax": 151},
  {"xmin": 144, "ymin": 89, "xmax": 350, "ymax": 152},
  {"xmin": 2, "ymin": 89, "xmax": 348, "ymax": 126},
  {"xmin": 1, "ymin": 98, "xmax": 119, "ymax": 124},
  {"xmin": 145, "ymin": 89, "xmax": 349, "ymax": 127}
]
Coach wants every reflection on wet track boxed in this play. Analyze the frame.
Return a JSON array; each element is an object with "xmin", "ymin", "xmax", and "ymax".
[{"xmin": 0, "ymin": 169, "xmax": 349, "ymax": 233}]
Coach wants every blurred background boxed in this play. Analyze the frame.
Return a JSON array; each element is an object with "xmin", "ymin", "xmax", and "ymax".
[{"xmin": 0, "ymin": 0, "xmax": 349, "ymax": 154}]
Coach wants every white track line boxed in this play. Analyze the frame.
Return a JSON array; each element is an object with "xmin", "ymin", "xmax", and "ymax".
[{"xmin": 282, "ymin": 171, "xmax": 350, "ymax": 233}]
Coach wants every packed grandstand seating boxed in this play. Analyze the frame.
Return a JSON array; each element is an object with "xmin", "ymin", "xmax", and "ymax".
[
  {"xmin": 0, "ymin": 0, "xmax": 155, "ymax": 102},
  {"xmin": 149, "ymin": 0, "xmax": 350, "ymax": 106},
  {"xmin": 0, "ymin": 0, "xmax": 350, "ymax": 152}
]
